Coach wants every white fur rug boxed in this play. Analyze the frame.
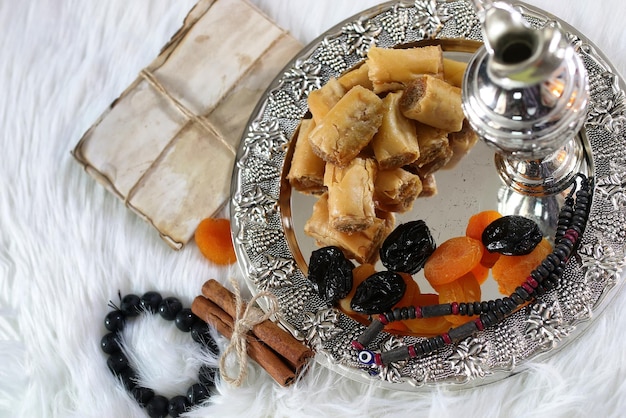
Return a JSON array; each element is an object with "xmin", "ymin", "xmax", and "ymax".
[{"xmin": 2, "ymin": 1, "xmax": 626, "ymax": 417}]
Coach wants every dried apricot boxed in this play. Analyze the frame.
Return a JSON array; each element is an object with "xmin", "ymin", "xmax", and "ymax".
[
  {"xmin": 466, "ymin": 210, "xmax": 502, "ymax": 268},
  {"xmin": 351, "ymin": 263, "xmax": 377, "ymax": 286},
  {"xmin": 402, "ymin": 293, "xmax": 452, "ymax": 336},
  {"xmin": 433, "ymin": 273, "xmax": 481, "ymax": 325},
  {"xmin": 466, "ymin": 210, "xmax": 502, "ymax": 241},
  {"xmin": 195, "ymin": 218, "xmax": 237, "ymax": 265},
  {"xmin": 393, "ymin": 273, "xmax": 420, "ymax": 309},
  {"xmin": 424, "ymin": 236, "xmax": 483, "ymax": 286},
  {"xmin": 492, "ymin": 238, "xmax": 552, "ymax": 295},
  {"xmin": 384, "ymin": 318, "xmax": 410, "ymax": 333},
  {"xmin": 384, "ymin": 273, "xmax": 420, "ymax": 333},
  {"xmin": 480, "ymin": 251, "xmax": 501, "ymax": 269},
  {"xmin": 471, "ymin": 262, "xmax": 490, "ymax": 285}
]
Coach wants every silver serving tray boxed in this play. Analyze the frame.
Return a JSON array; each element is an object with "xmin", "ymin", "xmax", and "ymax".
[{"xmin": 230, "ymin": 0, "xmax": 626, "ymax": 389}]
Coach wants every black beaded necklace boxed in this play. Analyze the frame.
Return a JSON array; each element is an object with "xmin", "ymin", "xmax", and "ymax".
[
  {"xmin": 353, "ymin": 173, "xmax": 592, "ymax": 367},
  {"xmin": 101, "ymin": 291, "xmax": 219, "ymax": 418}
]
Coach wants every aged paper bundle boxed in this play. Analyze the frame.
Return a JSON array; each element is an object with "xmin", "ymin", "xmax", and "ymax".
[{"xmin": 73, "ymin": 0, "xmax": 302, "ymax": 249}]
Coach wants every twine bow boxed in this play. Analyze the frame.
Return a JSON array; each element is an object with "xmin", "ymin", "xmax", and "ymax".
[{"xmin": 219, "ymin": 277, "xmax": 279, "ymax": 386}]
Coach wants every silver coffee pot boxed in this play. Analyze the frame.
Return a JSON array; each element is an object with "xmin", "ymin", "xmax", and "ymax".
[{"xmin": 463, "ymin": 0, "xmax": 589, "ymax": 196}]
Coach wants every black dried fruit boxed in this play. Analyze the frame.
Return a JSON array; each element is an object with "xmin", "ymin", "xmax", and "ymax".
[
  {"xmin": 350, "ymin": 271, "xmax": 406, "ymax": 315},
  {"xmin": 308, "ymin": 246, "xmax": 354, "ymax": 304},
  {"xmin": 379, "ymin": 220, "xmax": 436, "ymax": 274},
  {"xmin": 482, "ymin": 215, "xmax": 543, "ymax": 256}
]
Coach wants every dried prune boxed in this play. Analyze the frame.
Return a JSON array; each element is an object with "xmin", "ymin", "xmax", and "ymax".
[
  {"xmin": 482, "ymin": 215, "xmax": 543, "ymax": 256},
  {"xmin": 350, "ymin": 271, "xmax": 406, "ymax": 314},
  {"xmin": 308, "ymin": 246, "xmax": 354, "ymax": 304},
  {"xmin": 379, "ymin": 220, "xmax": 436, "ymax": 274}
]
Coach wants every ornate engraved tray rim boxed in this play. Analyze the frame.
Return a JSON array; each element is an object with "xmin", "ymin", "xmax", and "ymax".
[{"xmin": 230, "ymin": 0, "xmax": 626, "ymax": 390}]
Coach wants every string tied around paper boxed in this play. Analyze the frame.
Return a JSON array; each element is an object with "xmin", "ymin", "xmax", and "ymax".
[
  {"xmin": 219, "ymin": 277, "xmax": 279, "ymax": 387},
  {"xmin": 138, "ymin": 69, "xmax": 236, "ymax": 156}
]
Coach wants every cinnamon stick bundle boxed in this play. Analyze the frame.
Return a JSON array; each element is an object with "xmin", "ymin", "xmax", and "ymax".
[{"xmin": 191, "ymin": 280, "xmax": 314, "ymax": 386}]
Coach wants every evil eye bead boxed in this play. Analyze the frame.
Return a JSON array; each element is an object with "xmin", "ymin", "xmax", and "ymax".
[{"xmin": 358, "ymin": 350, "xmax": 376, "ymax": 365}]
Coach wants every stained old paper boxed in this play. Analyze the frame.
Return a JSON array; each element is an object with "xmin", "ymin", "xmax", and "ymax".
[{"xmin": 72, "ymin": 0, "xmax": 302, "ymax": 249}]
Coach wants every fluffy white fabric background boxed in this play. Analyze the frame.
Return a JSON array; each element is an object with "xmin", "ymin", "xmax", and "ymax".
[{"xmin": 1, "ymin": 1, "xmax": 626, "ymax": 417}]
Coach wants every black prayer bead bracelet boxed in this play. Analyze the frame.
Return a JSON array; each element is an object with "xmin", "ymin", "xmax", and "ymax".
[{"xmin": 101, "ymin": 291, "xmax": 219, "ymax": 418}]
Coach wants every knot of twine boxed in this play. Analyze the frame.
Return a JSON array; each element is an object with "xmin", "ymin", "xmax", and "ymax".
[
  {"xmin": 219, "ymin": 278, "xmax": 279, "ymax": 387},
  {"xmin": 138, "ymin": 69, "xmax": 236, "ymax": 156}
]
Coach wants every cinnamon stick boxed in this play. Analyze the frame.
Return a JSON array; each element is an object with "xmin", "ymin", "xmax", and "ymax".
[
  {"xmin": 201, "ymin": 279, "xmax": 313, "ymax": 369},
  {"xmin": 191, "ymin": 296, "xmax": 297, "ymax": 386}
]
